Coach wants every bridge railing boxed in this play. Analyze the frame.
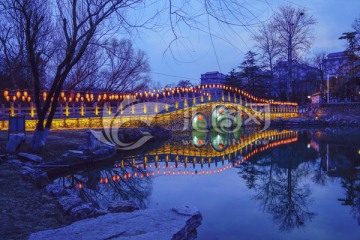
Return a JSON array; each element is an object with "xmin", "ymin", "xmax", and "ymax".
[{"xmin": 0, "ymin": 93, "xmax": 298, "ymax": 120}]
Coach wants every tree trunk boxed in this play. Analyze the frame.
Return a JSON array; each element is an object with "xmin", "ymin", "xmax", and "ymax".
[{"xmin": 31, "ymin": 127, "xmax": 50, "ymax": 153}]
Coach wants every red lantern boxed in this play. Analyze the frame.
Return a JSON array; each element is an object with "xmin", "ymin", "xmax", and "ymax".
[
  {"xmin": 198, "ymin": 115, "xmax": 203, "ymax": 121},
  {"xmin": 218, "ymin": 108, "xmax": 224, "ymax": 114}
]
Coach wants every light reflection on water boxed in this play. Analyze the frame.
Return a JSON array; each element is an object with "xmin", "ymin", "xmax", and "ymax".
[{"xmin": 53, "ymin": 128, "xmax": 360, "ymax": 239}]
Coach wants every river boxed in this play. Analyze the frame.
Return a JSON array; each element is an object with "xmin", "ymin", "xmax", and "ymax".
[{"xmin": 52, "ymin": 127, "xmax": 360, "ymax": 239}]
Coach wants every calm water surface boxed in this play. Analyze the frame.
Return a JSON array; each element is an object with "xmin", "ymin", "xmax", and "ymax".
[{"xmin": 54, "ymin": 128, "xmax": 360, "ymax": 239}]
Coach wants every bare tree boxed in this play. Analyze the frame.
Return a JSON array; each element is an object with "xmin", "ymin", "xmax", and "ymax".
[
  {"xmin": 0, "ymin": 1, "xmax": 35, "ymax": 88},
  {"xmin": 64, "ymin": 43, "xmax": 105, "ymax": 91},
  {"xmin": 100, "ymin": 39, "xmax": 150, "ymax": 93},
  {"xmin": 1, "ymin": 0, "xmax": 274, "ymax": 152},
  {"xmin": 2, "ymin": 0, "xmax": 146, "ymax": 152},
  {"xmin": 310, "ymin": 51, "xmax": 327, "ymax": 92},
  {"xmin": 253, "ymin": 23, "xmax": 281, "ymax": 81},
  {"xmin": 271, "ymin": 5, "xmax": 316, "ymax": 100}
]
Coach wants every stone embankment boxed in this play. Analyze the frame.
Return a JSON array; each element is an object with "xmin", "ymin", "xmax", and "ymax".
[{"xmin": 29, "ymin": 206, "xmax": 202, "ymax": 240}]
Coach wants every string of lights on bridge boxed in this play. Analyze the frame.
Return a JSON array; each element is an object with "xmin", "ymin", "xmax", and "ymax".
[
  {"xmin": 1, "ymin": 84, "xmax": 298, "ymax": 106},
  {"xmin": 91, "ymin": 136, "xmax": 298, "ymax": 188}
]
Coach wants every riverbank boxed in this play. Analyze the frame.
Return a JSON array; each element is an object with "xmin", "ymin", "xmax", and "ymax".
[
  {"xmin": 0, "ymin": 162, "xmax": 68, "ymax": 240},
  {"xmin": 271, "ymin": 115, "xmax": 360, "ymax": 128}
]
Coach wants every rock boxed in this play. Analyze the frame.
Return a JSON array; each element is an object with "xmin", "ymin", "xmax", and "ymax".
[
  {"xmin": 108, "ymin": 200, "xmax": 139, "ymax": 213},
  {"xmin": 68, "ymin": 150, "xmax": 84, "ymax": 155},
  {"xmin": 20, "ymin": 166, "xmax": 50, "ymax": 187},
  {"xmin": 91, "ymin": 145, "xmax": 116, "ymax": 158},
  {"xmin": 6, "ymin": 133, "xmax": 26, "ymax": 153},
  {"xmin": 46, "ymin": 183, "xmax": 68, "ymax": 197},
  {"xmin": 140, "ymin": 126, "xmax": 171, "ymax": 140},
  {"xmin": 172, "ymin": 205, "xmax": 198, "ymax": 216},
  {"xmin": 58, "ymin": 194, "xmax": 82, "ymax": 213},
  {"xmin": 7, "ymin": 159, "xmax": 23, "ymax": 168},
  {"xmin": 79, "ymin": 130, "xmax": 101, "ymax": 151},
  {"xmin": 29, "ymin": 206, "xmax": 202, "ymax": 240},
  {"xmin": 70, "ymin": 203, "xmax": 95, "ymax": 220},
  {"xmin": 18, "ymin": 152, "xmax": 43, "ymax": 163},
  {"xmin": 20, "ymin": 166, "xmax": 37, "ymax": 179},
  {"xmin": 37, "ymin": 172, "xmax": 50, "ymax": 188},
  {"xmin": 115, "ymin": 127, "xmax": 171, "ymax": 147},
  {"xmin": 93, "ymin": 209, "xmax": 108, "ymax": 217},
  {"xmin": 123, "ymin": 128, "xmax": 143, "ymax": 142},
  {"xmin": 172, "ymin": 206, "xmax": 203, "ymax": 240}
]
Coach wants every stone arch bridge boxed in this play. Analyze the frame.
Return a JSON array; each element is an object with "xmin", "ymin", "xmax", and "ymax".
[{"xmin": 0, "ymin": 85, "xmax": 298, "ymax": 130}]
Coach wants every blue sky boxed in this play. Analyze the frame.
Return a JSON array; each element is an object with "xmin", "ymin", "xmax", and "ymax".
[{"xmin": 133, "ymin": 0, "xmax": 360, "ymax": 87}]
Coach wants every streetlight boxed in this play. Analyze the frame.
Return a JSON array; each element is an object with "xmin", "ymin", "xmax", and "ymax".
[{"xmin": 327, "ymin": 74, "xmax": 337, "ymax": 104}]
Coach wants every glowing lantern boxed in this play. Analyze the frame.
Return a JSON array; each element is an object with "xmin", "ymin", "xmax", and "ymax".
[
  {"xmin": 12, "ymin": 96, "xmax": 16, "ymax": 101},
  {"xmin": 16, "ymin": 91, "xmax": 21, "ymax": 98},
  {"xmin": 23, "ymin": 91, "xmax": 28, "ymax": 97},
  {"xmin": 198, "ymin": 140, "xmax": 204, "ymax": 145},
  {"xmin": 218, "ymin": 108, "xmax": 224, "ymax": 114},
  {"xmin": 198, "ymin": 115, "xmax": 203, "ymax": 121},
  {"xmin": 27, "ymin": 96, "xmax": 31, "ymax": 102},
  {"xmin": 61, "ymin": 92, "xmax": 65, "ymax": 98},
  {"xmin": 3, "ymin": 90, "xmax": 9, "ymax": 97},
  {"xmin": 21, "ymin": 96, "xmax": 25, "ymax": 101}
]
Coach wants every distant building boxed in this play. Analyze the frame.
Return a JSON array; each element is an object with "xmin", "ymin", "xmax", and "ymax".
[
  {"xmin": 310, "ymin": 92, "xmax": 322, "ymax": 104},
  {"xmin": 272, "ymin": 60, "xmax": 319, "ymax": 100},
  {"xmin": 323, "ymin": 51, "xmax": 349, "ymax": 75},
  {"xmin": 322, "ymin": 51, "xmax": 360, "ymax": 101},
  {"xmin": 200, "ymin": 71, "xmax": 226, "ymax": 85}
]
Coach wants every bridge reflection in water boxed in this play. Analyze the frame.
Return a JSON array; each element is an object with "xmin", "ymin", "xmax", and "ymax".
[
  {"xmin": 53, "ymin": 128, "xmax": 298, "ymax": 209},
  {"xmin": 99, "ymin": 129, "xmax": 298, "ymax": 184}
]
